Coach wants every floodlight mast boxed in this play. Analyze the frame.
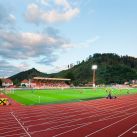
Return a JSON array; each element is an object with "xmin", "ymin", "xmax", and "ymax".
[{"xmin": 92, "ymin": 65, "xmax": 98, "ymax": 87}]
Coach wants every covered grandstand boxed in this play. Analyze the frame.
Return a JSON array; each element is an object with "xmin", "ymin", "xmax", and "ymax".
[{"xmin": 31, "ymin": 77, "xmax": 71, "ymax": 89}]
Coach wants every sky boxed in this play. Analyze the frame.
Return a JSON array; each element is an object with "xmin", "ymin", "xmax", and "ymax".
[{"xmin": 0, "ymin": 0, "xmax": 137, "ymax": 77}]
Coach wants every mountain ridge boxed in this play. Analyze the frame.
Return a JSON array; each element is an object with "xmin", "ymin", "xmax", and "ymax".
[{"xmin": 9, "ymin": 53, "xmax": 137, "ymax": 86}]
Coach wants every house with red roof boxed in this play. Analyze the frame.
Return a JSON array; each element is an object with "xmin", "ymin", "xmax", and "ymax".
[{"xmin": 2, "ymin": 79, "xmax": 13, "ymax": 87}]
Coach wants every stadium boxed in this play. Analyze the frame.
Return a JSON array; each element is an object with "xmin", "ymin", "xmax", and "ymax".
[
  {"xmin": 1, "ymin": 67, "xmax": 137, "ymax": 137},
  {"xmin": 1, "ymin": 0, "xmax": 137, "ymax": 137}
]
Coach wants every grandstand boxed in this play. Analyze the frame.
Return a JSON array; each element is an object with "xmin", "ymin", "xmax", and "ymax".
[{"xmin": 31, "ymin": 77, "xmax": 71, "ymax": 89}]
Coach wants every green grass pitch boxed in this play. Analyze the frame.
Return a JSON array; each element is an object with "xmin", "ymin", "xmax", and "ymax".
[{"xmin": 6, "ymin": 88, "xmax": 137, "ymax": 106}]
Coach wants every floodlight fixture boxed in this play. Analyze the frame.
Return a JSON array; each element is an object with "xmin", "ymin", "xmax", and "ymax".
[{"xmin": 92, "ymin": 65, "xmax": 98, "ymax": 70}]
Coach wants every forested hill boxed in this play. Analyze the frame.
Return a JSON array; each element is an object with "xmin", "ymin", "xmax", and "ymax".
[
  {"xmin": 49, "ymin": 53, "xmax": 137, "ymax": 85},
  {"xmin": 10, "ymin": 68, "xmax": 48, "ymax": 85},
  {"xmin": 10, "ymin": 53, "xmax": 137, "ymax": 86}
]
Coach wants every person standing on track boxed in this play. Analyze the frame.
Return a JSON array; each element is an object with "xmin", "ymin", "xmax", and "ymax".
[{"xmin": 106, "ymin": 88, "xmax": 117, "ymax": 99}]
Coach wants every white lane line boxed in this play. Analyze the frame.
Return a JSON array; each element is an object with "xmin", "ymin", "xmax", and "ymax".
[
  {"xmin": 30, "ymin": 112, "xmax": 130, "ymax": 134},
  {"xmin": 27, "ymin": 105, "xmax": 137, "ymax": 129},
  {"xmin": 0, "ymin": 128, "xmax": 25, "ymax": 135},
  {"xmin": 85, "ymin": 113, "xmax": 137, "ymax": 137},
  {"xmin": 16, "ymin": 97, "xmax": 137, "ymax": 121},
  {"xmin": 10, "ymin": 112, "xmax": 31, "ymax": 137},
  {"xmin": 3, "ymin": 133, "xmax": 26, "ymax": 137},
  {"xmin": 53, "ymin": 112, "xmax": 137, "ymax": 137},
  {"xmin": 22, "ymin": 101, "xmax": 137, "ymax": 127},
  {"xmin": 117, "ymin": 124, "xmax": 137, "ymax": 137},
  {"xmin": 11, "ymin": 96, "xmax": 137, "ymax": 122}
]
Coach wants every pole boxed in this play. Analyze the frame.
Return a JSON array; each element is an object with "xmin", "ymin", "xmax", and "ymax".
[
  {"xmin": 93, "ymin": 69, "xmax": 96, "ymax": 87},
  {"xmin": 92, "ymin": 65, "xmax": 97, "ymax": 88}
]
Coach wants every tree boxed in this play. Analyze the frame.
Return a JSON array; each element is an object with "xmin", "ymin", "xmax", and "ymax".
[
  {"xmin": 65, "ymin": 72, "xmax": 75, "ymax": 81},
  {"xmin": 0, "ymin": 79, "xmax": 2, "ymax": 87}
]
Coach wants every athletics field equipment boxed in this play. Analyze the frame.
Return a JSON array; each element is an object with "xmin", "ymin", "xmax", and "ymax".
[{"xmin": 0, "ymin": 98, "xmax": 8, "ymax": 106}]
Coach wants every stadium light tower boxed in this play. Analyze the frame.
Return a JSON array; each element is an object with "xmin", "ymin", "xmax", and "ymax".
[{"xmin": 92, "ymin": 65, "xmax": 98, "ymax": 87}]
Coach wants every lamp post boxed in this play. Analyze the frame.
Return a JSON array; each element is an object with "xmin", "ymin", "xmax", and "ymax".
[{"xmin": 92, "ymin": 65, "xmax": 98, "ymax": 87}]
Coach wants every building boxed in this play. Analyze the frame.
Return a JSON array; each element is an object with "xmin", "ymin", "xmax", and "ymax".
[
  {"xmin": 21, "ymin": 79, "xmax": 30, "ymax": 87},
  {"xmin": 2, "ymin": 79, "xmax": 13, "ymax": 87},
  {"xmin": 21, "ymin": 79, "xmax": 37, "ymax": 88},
  {"xmin": 32, "ymin": 77, "xmax": 71, "ymax": 89}
]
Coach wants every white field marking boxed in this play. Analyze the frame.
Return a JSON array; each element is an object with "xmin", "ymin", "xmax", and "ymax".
[
  {"xmin": 19, "ymin": 111, "xmax": 90, "ymax": 124},
  {"xmin": 26, "ymin": 104, "xmax": 137, "ymax": 129},
  {"xmin": 21, "ymin": 101, "xmax": 137, "ymax": 129},
  {"xmin": 17, "ymin": 99, "xmax": 137, "ymax": 124},
  {"xmin": 12, "ymin": 105, "xmax": 83, "ymax": 115},
  {"xmin": 17, "ymin": 100, "xmax": 137, "ymax": 122},
  {"xmin": 52, "ymin": 112, "xmax": 137, "ymax": 137},
  {"xmin": 31, "ymin": 112, "xmax": 132, "ymax": 134},
  {"xmin": 18, "ymin": 96, "xmax": 137, "ymax": 111},
  {"xmin": 0, "ymin": 126, "xmax": 21, "ymax": 131},
  {"xmin": 49, "ymin": 106, "xmax": 137, "ymax": 129},
  {"xmin": 27, "ymin": 108, "xmax": 124, "ymax": 128},
  {"xmin": 0, "ymin": 128, "xmax": 25, "ymax": 135},
  {"xmin": 9, "ymin": 97, "xmax": 121, "ymax": 114},
  {"xmin": 0, "ymin": 119, "xmax": 21, "ymax": 124},
  {"xmin": 26, "ymin": 105, "xmax": 122, "ymax": 127},
  {"xmin": 24, "ymin": 107, "xmax": 103, "ymax": 123},
  {"xmin": 18, "ymin": 97, "xmax": 137, "ymax": 114},
  {"xmin": 18, "ymin": 108, "xmax": 89, "ymax": 120},
  {"xmin": 11, "ymin": 96, "xmax": 137, "ymax": 120},
  {"xmin": 30, "ymin": 108, "xmax": 137, "ymax": 134},
  {"xmin": 0, "ymin": 121, "xmax": 18, "ymax": 126},
  {"xmin": 85, "ymin": 113, "xmax": 137, "ymax": 137},
  {"xmin": 24, "ymin": 110, "xmax": 92, "ymax": 124},
  {"xmin": 15, "ymin": 106, "xmax": 83, "ymax": 114},
  {"xmin": 13, "ymin": 107, "xmax": 88, "ymax": 120},
  {"xmin": 3, "ymin": 133, "xmax": 26, "ymax": 137},
  {"xmin": 30, "ymin": 109, "xmax": 135, "ymax": 134},
  {"xmin": 22, "ymin": 104, "xmax": 94, "ymax": 114},
  {"xmin": 11, "ymin": 112, "xmax": 31, "ymax": 137},
  {"xmin": 15, "ymin": 96, "xmax": 137, "ymax": 118},
  {"xmin": 30, "ymin": 103, "xmax": 136, "ymax": 123},
  {"xmin": 24, "ymin": 108, "xmax": 99, "ymax": 124},
  {"xmin": 10, "ymin": 95, "xmax": 137, "ymax": 126},
  {"xmin": 117, "ymin": 124, "xmax": 137, "ymax": 137}
]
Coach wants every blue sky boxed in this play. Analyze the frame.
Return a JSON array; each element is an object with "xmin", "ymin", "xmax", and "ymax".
[{"xmin": 0, "ymin": 0, "xmax": 137, "ymax": 77}]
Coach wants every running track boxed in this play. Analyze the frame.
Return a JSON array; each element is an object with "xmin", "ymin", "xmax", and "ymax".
[{"xmin": 0, "ymin": 94, "xmax": 137, "ymax": 137}]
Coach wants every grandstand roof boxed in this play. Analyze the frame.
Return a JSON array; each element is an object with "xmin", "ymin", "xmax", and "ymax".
[{"xmin": 33, "ymin": 77, "xmax": 71, "ymax": 81}]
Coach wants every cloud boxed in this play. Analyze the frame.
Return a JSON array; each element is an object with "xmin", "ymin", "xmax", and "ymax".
[
  {"xmin": 40, "ymin": 0, "xmax": 49, "ymax": 6},
  {"xmin": 37, "ymin": 55, "xmax": 58, "ymax": 65},
  {"xmin": 0, "ymin": 28, "xmax": 70, "ymax": 64},
  {"xmin": 25, "ymin": 1, "xmax": 80, "ymax": 24},
  {"xmin": 0, "ymin": 4, "xmax": 16, "ymax": 29},
  {"xmin": 0, "ymin": 60, "xmax": 20, "ymax": 77},
  {"xmin": 61, "ymin": 36, "xmax": 100, "ymax": 49},
  {"xmin": 55, "ymin": 0, "xmax": 71, "ymax": 9}
]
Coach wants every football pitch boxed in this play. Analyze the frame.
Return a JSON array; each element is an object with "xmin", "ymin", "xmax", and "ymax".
[{"xmin": 6, "ymin": 88, "xmax": 137, "ymax": 105}]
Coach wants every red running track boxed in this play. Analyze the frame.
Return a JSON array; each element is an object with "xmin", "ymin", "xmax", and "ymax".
[{"xmin": 0, "ymin": 94, "xmax": 137, "ymax": 137}]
